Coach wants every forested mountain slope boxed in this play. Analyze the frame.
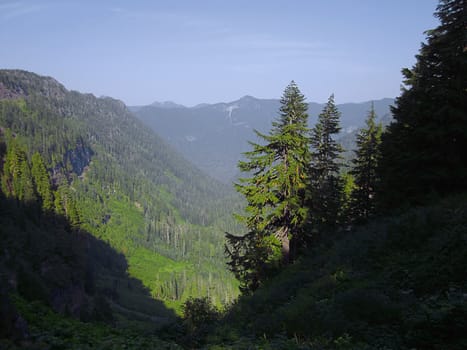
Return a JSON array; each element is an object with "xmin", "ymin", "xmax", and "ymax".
[
  {"xmin": 0, "ymin": 69, "xmax": 241, "ymax": 320},
  {"xmin": 0, "ymin": 193, "xmax": 181, "ymax": 348}
]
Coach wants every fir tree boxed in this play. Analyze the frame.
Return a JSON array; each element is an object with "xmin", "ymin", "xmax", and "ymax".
[
  {"xmin": 310, "ymin": 94, "xmax": 344, "ymax": 233},
  {"xmin": 19, "ymin": 159, "xmax": 36, "ymax": 203},
  {"xmin": 31, "ymin": 152, "xmax": 54, "ymax": 210},
  {"xmin": 378, "ymin": 0, "xmax": 467, "ymax": 209},
  {"xmin": 350, "ymin": 103, "xmax": 382, "ymax": 222},
  {"xmin": 226, "ymin": 81, "xmax": 311, "ymax": 293},
  {"xmin": 1, "ymin": 141, "xmax": 37, "ymax": 202}
]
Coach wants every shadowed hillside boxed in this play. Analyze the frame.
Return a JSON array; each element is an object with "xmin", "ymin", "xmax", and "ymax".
[
  {"xmin": 0, "ymin": 69, "xmax": 242, "ymax": 314},
  {"xmin": 0, "ymin": 191, "xmax": 179, "ymax": 348}
]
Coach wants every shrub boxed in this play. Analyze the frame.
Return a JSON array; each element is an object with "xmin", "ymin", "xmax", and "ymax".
[{"xmin": 182, "ymin": 296, "xmax": 219, "ymax": 332}]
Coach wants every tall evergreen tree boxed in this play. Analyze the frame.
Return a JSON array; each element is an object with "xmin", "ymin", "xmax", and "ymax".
[
  {"xmin": 1, "ymin": 141, "xmax": 36, "ymax": 202},
  {"xmin": 378, "ymin": 0, "xmax": 467, "ymax": 209},
  {"xmin": 19, "ymin": 159, "xmax": 36, "ymax": 203},
  {"xmin": 310, "ymin": 94, "xmax": 344, "ymax": 233},
  {"xmin": 31, "ymin": 152, "xmax": 54, "ymax": 210},
  {"xmin": 350, "ymin": 103, "xmax": 382, "ymax": 222},
  {"xmin": 225, "ymin": 81, "xmax": 311, "ymax": 293}
]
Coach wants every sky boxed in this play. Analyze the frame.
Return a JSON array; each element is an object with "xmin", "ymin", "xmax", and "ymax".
[{"xmin": 0, "ymin": 0, "xmax": 439, "ymax": 106}]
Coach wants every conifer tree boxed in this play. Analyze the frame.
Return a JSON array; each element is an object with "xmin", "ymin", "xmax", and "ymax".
[
  {"xmin": 3, "ymin": 142, "xmax": 25, "ymax": 198},
  {"xmin": 225, "ymin": 81, "xmax": 311, "ymax": 293},
  {"xmin": 19, "ymin": 159, "xmax": 36, "ymax": 203},
  {"xmin": 350, "ymin": 103, "xmax": 382, "ymax": 222},
  {"xmin": 53, "ymin": 189, "xmax": 65, "ymax": 216},
  {"xmin": 310, "ymin": 94, "xmax": 344, "ymax": 233},
  {"xmin": 378, "ymin": 0, "xmax": 467, "ymax": 209},
  {"xmin": 31, "ymin": 152, "xmax": 54, "ymax": 210},
  {"xmin": 1, "ymin": 141, "xmax": 36, "ymax": 202}
]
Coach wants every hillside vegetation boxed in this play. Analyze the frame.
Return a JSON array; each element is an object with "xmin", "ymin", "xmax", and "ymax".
[
  {"xmin": 1, "ymin": 0, "xmax": 466, "ymax": 348},
  {"xmin": 0, "ymin": 70, "xmax": 242, "ymax": 319},
  {"xmin": 203, "ymin": 195, "xmax": 466, "ymax": 349}
]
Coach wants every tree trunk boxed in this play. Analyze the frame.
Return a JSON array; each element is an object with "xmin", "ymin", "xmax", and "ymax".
[{"xmin": 275, "ymin": 226, "xmax": 290, "ymax": 264}]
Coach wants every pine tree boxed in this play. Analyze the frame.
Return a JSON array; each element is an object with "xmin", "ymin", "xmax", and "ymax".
[
  {"xmin": 350, "ymin": 103, "xmax": 382, "ymax": 222},
  {"xmin": 378, "ymin": 0, "xmax": 467, "ymax": 209},
  {"xmin": 3, "ymin": 142, "xmax": 25, "ymax": 198},
  {"xmin": 53, "ymin": 189, "xmax": 66, "ymax": 216},
  {"xmin": 225, "ymin": 81, "xmax": 311, "ymax": 293},
  {"xmin": 19, "ymin": 159, "xmax": 36, "ymax": 203},
  {"xmin": 1, "ymin": 141, "xmax": 37, "ymax": 202},
  {"xmin": 310, "ymin": 94, "xmax": 344, "ymax": 233},
  {"xmin": 31, "ymin": 152, "xmax": 54, "ymax": 210}
]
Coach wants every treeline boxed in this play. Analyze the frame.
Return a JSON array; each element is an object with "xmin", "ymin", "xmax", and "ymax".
[{"xmin": 226, "ymin": 0, "xmax": 466, "ymax": 294}]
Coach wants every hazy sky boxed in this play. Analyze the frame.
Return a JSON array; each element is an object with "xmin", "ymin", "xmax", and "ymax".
[{"xmin": 0, "ymin": 0, "xmax": 439, "ymax": 106}]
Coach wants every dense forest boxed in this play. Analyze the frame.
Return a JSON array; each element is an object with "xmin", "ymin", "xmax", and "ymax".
[
  {"xmin": 1, "ymin": 0, "xmax": 466, "ymax": 349},
  {"xmin": 0, "ymin": 68, "xmax": 245, "ymax": 346}
]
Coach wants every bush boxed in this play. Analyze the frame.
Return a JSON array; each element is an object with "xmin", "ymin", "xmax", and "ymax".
[{"xmin": 182, "ymin": 296, "xmax": 219, "ymax": 332}]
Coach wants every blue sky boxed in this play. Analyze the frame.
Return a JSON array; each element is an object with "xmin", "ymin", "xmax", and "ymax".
[{"xmin": 0, "ymin": 0, "xmax": 439, "ymax": 106}]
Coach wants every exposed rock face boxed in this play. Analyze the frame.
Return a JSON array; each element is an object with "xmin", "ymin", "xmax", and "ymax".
[
  {"xmin": 50, "ymin": 142, "xmax": 93, "ymax": 185},
  {"xmin": 0, "ymin": 69, "xmax": 67, "ymax": 100},
  {"xmin": 65, "ymin": 142, "xmax": 93, "ymax": 177},
  {"xmin": 0, "ymin": 82, "xmax": 22, "ymax": 100}
]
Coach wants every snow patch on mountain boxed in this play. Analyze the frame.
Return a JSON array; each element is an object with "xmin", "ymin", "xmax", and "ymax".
[{"xmin": 225, "ymin": 105, "xmax": 239, "ymax": 123}]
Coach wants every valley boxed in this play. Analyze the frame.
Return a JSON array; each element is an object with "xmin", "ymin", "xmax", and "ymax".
[
  {"xmin": 0, "ymin": 70, "xmax": 242, "ymax": 326},
  {"xmin": 0, "ymin": 1, "xmax": 465, "ymax": 348}
]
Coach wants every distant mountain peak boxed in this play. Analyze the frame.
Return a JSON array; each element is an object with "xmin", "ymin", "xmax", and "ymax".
[
  {"xmin": 134, "ymin": 96, "xmax": 395, "ymax": 182},
  {"xmin": 150, "ymin": 101, "xmax": 186, "ymax": 109},
  {"xmin": 239, "ymin": 95, "xmax": 257, "ymax": 101},
  {"xmin": 234, "ymin": 95, "xmax": 263, "ymax": 110},
  {"xmin": 192, "ymin": 102, "xmax": 210, "ymax": 109}
]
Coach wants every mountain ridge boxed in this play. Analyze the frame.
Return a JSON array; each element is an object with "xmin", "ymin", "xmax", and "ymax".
[{"xmin": 132, "ymin": 96, "xmax": 394, "ymax": 182}]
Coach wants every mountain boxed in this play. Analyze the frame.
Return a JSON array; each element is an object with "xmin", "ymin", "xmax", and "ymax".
[
  {"xmin": 132, "ymin": 96, "xmax": 394, "ymax": 182},
  {"xmin": 129, "ymin": 101, "xmax": 187, "ymax": 113},
  {"xmin": 0, "ymin": 69, "xmax": 241, "ymax": 333},
  {"xmin": 149, "ymin": 101, "xmax": 187, "ymax": 109}
]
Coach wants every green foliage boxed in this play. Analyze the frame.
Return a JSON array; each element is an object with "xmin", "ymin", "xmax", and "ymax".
[
  {"xmin": 377, "ymin": 0, "xmax": 467, "ymax": 209},
  {"xmin": 1, "ymin": 137, "xmax": 36, "ymax": 203},
  {"xmin": 215, "ymin": 195, "xmax": 467, "ymax": 349},
  {"xmin": 225, "ymin": 231, "xmax": 281, "ymax": 294},
  {"xmin": 182, "ymin": 296, "xmax": 219, "ymax": 332},
  {"xmin": 31, "ymin": 152, "xmax": 54, "ymax": 210},
  {"xmin": 350, "ymin": 103, "xmax": 382, "ymax": 223},
  {"xmin": 0, "ymin": 70, "xmax": 242, "ymax": 312},
  {"xmin": 226, "ymin": 81, "xmax": 311, "ymax": 293},
  {"xmin": 1, "ymin": 2, "xmax": 465, "ymax": 347},
  {"xmin": 7, "ymin": 295, "xmax": 181, "ymax": 349},
  {"xmin": 339, "ymin": 171, "xmax": 356, "ymax": 225},
  {"xmin": 310, "ymin": 94, "xmax": 344, "ymax": 233}
]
